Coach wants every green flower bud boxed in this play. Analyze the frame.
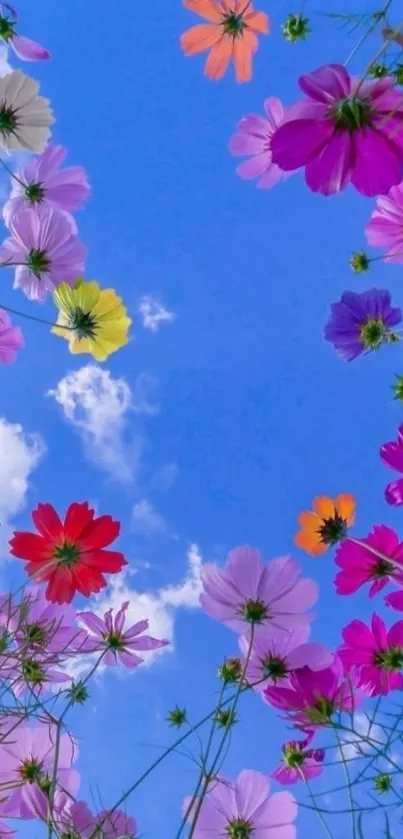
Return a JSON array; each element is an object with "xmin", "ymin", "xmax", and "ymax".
[
  {"xmin": 374, "ymin": 773, "xmax": 392, "ymax": 794},
  {"xmin": 350, "ymin": 251, "xmax": 369, "ymax": 273},
  {"xmin": 282, "ymin": 13, "xmax": 310, "ymax": 42},
  {"xmin": 167, "ymin": 706, "xmax": 187, "ymax": 727}
]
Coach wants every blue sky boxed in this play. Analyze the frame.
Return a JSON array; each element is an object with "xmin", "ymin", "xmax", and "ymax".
[{"xmin": 3, "ymin": 1, "xmax": 403, "ymax": 837}]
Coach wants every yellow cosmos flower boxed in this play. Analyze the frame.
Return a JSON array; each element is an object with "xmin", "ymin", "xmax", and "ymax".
[{"xmin": 52, "ymin": 279, "xmax": 132, "ymax": 361}]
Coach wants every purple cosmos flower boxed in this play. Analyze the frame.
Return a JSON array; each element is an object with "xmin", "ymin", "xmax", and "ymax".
[
  {"xmin": 365, "ymin": 181, "xmax": 403, "ymax": 263},
  {"xmin": 0, "ymin": 206, "xmax": 87, "ymax": 301},
  {"xmin": 338, "ymin": 614, "xmax": 403, "ymax": 696},
  {"xmin": 5, "ymin": 650, "xmax": 71, "ymax": 699},
  {"xmin": 0, "ymin": 821, "xmax": 14, "ymax": 839},
  {"xmin": 3, "ymin": 145, "xmax": 90, "ymax": 227},
  {"xmin": 229, "ymin": 97, "xmax": 291, "ymax": 189},
  {"xmin": 271, "ymin": 64, "xmax": 403, "ymax": 196},
  {"xmin": 200, "ymin": 546, "xmax": 318, "ymax": 635},
  {"xmin": 380, "ymin": 423, "xmax": 403, "ymax": 506},
  {"xmin": 13, "ymin": 586, "xmax": 88, "ymax": 656},
  {"xmin": 184, "ymin": 770, "xmax": 297, "ymax": 839},
  {"xmin": 93, "ymin": 810, "xmax": 138, "ymax": 839},
  {"xmin": 78, "ymin": 601, "xmax": 169, "ymax": 668},
  {"xmin": 0, "ymin": 3, "xmax": 50, "ymax": 61},
  {"xmin": 264, "ymin": 657, "xmax": 362, "ymax": 728},
  {"xmin": 239, "ymin": 625, "xmax": 333, "ymax": 691},
  {"xmin": 324, "ymin": 289, "xmax": 401, "ymax": 361},
  {"xmin": 0, "ymin": 308, "xmax": 23, "ymax": 364},
  {"xmin": 271, "ymin": 736, "xmax": 325, "ymax": 785},
  {"xmin": 335, "ymin": 525, "xmax": 403, "ymax": 598},
  {"xmin": 53, "ymin": 794, "xmax": 95, "ymax": 839},
  {"xmin": 0, "ymin": 721, "xmax": 79, "ymax": 819}
]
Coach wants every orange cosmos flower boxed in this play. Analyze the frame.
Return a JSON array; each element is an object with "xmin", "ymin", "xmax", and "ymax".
[
  {"xmin": 294, "ymin": 494, "xmax": 356, "ymax": 557},
  {"xmin": 180, "ymin": 0, "xmax": 270, "ymax": 83}
]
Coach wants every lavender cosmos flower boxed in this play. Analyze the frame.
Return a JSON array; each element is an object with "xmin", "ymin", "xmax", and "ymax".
[
  {"xmin": 0, "ymin": 721, "xmax": 79, "ymax": 819},
  {"xmin": 200, "ymin": 546, "xmax": 318, "ymax": 635},
  {"xmin": 0, "ymin": 206, "xmax": 87, "ymax": 301},
  {"xmin": 13, "ymin": 586, "xmax": 88, "ymax": 655},
  {"xmin": 53, "ymin": 794, "xmax": 95, "ymax": 839},
  {"xmin": 6, "ymin": 650, "xmax": 71, "ymax": 698},
  {"xmin": 271, "ymin": 64, "xmax": 403, "ymax": 196},
  {"xmin": 380, "ymin": 423, "xmax": 403, "ymax": 506},
  {"xmin": 184, "ymin": 770, "xmax": 297, "ymax": 839},
  {"xmin": 0, "ymin": 3, "xmax": 50, "ymax": 61},
  {"xmin": 366, "ymin": 180, "xmax": 403, "ymax": 263},
  {"xmin": 78, "ymin": 601, "xmax": 169, "ymax": 668},
  {"xmin": 229, "ymin": 97, "xmax": 291, "ymax": 189},
  {"xmin": 271, "ymin": 735, "xmax": 325, "ymax": 785},
  {"xmin": 0, "ymin": 307, "xmax": 23, "ymax": 364},
  {"xmin": 3, "ymin": 145, "xmax": 90, "ymax": 226},
  {"xmin": 0, "ymin": 821, "xmax": 14, "ymax": 839},
  {"xmin": 239, "ymin": 625, "xmax": 333, "ymax": 691},
  {"xmin": 324, "ymin": 289, "xmax": 402, "ymax": 361},
  {"xmin": 94, "ymin": 809, "xmax": 138, "ymax": 839}
]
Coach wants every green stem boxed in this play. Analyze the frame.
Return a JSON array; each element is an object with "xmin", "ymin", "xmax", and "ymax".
[{"xmin": 0, "ymin": 302, "xmax": 72, "ymax": 330}]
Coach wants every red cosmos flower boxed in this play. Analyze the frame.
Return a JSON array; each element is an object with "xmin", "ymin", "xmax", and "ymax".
[{"xmin": 9, "ymin": 502, "xmax": 126, "ymax": 604}]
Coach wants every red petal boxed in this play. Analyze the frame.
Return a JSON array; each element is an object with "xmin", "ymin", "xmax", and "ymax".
[
  {"xmin": 78, "ymin": 515, "xmax": 121, "ymax": 550},
  {"xmin": 63, "ymin": 501, "xmax": 95, "ymax": 541},
  {"xmin": 32, "ymin": 503, "xmax": 63, "ymax": 541},
  {"xmin": 9, "ymin": 532, "xmax": 50, "ymax": 561},
  {"xmin": 25, "ymin": 558, "xmax": 56, "ymax": 583},
  {"xmin": 72, "ymin": 564, "xmax": 107, "ymax": 597},
  {"xmin": 80, "ymin": 549, "xmax": 127, "ymax": 572},
  {"xmin": 46, "ymin": 567, "xmax": 75, "ymax": 604}
]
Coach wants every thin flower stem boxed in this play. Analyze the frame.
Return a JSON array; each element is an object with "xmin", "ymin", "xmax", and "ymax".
[
  {"xmin": 334, "ymin": 727, "xmax": 357, "ymax": 839},
  {"xmin": 303, "ymin": 776, "xmax": 336, "ymax": 839},
  {"xmin": 0, "ymin": 302, "xmax": 73, "ymax": 330},
  {"xmin": 354, "ymin": 16, "xmax": 403, "ymax": 94},
  {"xmin": 344, "ymin": 1, "xmax": 393, "ymax": 67},
  {"xmin": 0, "ymin": 155, "xmax": 26, "ymax": 189}
]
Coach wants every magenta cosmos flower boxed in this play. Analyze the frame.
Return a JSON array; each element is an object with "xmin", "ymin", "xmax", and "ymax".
[
  {"xmin": 184, "ymin": 770, "xmax": 297, "ymax": 839},
  {"xmin": 239, "ymin": 624, "xmax": 333, "ymax": 692},
  {"xmin": 380, "ymin": 423, "xmax": 403, "ymax": 506},
  {"xmin": 0, "ymin": 307, "xmax": 23, "ymax": 364},
  {"xmin": 0, "ymin": 3, "xmax": 50, "ymax": 61},
  {"xmin": 271, "ymin": 64, "xmax": 403, "ymax": 196},
  {"xmin": 335, "ymin": 525, "xmax": 403, "ymax": 598},
  {"xmin": 271, "ymin": 736, "xmax": 325, "ymax": 785},
  {"xmin": 338, "ymin": 614, "xmax": 403, "ymax": 696},
  {"xmin": 201, "ymin": 546, "xmax": 318, "ymax": 635},
  {"xmin": 0, "ymin": 206, "xmax": 87, "ymax": 302},
  {"xmin": 78, "ymin": 601, "xmax": 169, "ymax": 668},
  {"xmin": 0, "ymin": 721, "xmax": 79, "ymax": 819},
  {"xmin": 366, "ymin": 181, "xmax": 403, "ymax": 263},
  {"xmin": 264, "ymin": 657, "xmax": 361, "ymax": 728},
  {"xmin": 229, "ymin": 97, "xmax": 291, "ymax": 189},
  {"xmin": 3, "ymin": 145, "xmax": 90, "ymax": 227}
]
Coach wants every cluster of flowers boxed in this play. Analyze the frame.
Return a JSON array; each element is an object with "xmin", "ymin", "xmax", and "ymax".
[{"xmin": 0, "ymin": 2, "xmax": 132, "ymax": 365}]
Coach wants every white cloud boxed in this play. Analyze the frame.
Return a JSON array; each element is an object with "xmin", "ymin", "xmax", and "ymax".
[
  {"xmin": 338, "ymin": 713, "xmax": 385, "ymax": 761},
  {"xmin": 48, "ymin": 365, "xmax": 151, "ymax": 482},
  {"xmin": 132, "ymin": 372, "xmax": 160, "ymax": 417},
  {"xmin": 68, "ymin": 545, "xmax": 203, "ymax": 680},
  {"xmin": 138, "ymin": 296, "xmax": 175, "ymax": 332},
  {"xmin": 0, "ymin": 418, "xmax": 44, "ymax": 556},
  {"xmin": 132, "ymin": 500, "xmax": 167, "ymax": 535}
]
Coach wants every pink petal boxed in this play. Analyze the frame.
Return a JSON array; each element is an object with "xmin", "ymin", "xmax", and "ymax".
[
  {"xmin": 235, "ymin": 770, "xmax": 269, "ymax": 819},
  {"xmin": 271, "ymin": 118, "xmax": 335, "ymax": 170},
  {"xmin": 305, "ymin": 130, "xmax": 353, "ymax": 194},
  {"xmin": 351, "ymin": 128, "xmax": 403, "ymax": 196},
  {"xmin": 299, "ymin": 64, "xmax": 351, "ymax": 103},
  {"xmin": 371, "ymin": 613, "xmax": 388, "ymax": 648},
  {"xmin": 380, "ymin": 441, "xmax": 403, "ymax": 472},
  {"xmin": 342, "ymin": 619, "xmax": 376, "ymax": 651},
  {"xmin": 236, "ymin": 153, "xmax": 271, "ymax": 180},
  {"xmin": 11, "ymin": 34, "xmax": 50, "ymax": 61},
  {"xmin": 387, "ymin": 620, "xmax": 403, "ymax": 647},
  {"xmin": 385, "ymin": 478, "xmax": 403, "ymax": 506},
  {"xmin": 385, "ymin": 590, "xmax": 403, "ymax": 611}
]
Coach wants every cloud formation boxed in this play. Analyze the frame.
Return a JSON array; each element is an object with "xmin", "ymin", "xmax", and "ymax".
[
  {"xmin": 132, "ymin": 499, "xmax": 167, "ymax": 535},
  {"xmin": 138, "ymin": 296, "xmax": 175, "ymax": 332},
  {"xmin": 0, "ymin": 418, "xmax": 44, "ymax": 556}
]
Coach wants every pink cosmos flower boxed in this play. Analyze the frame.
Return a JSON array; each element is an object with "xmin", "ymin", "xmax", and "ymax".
[
  {"xmin": 0, "ymin": 308, "xmax": 23, "ymax": 364},
  {"xmin": 0, "ymin": 206, "xmax": 87, "ymax": 302},
  {"xmin": 334, "ymin": 525, "xmax": 403, "ymax": 598},
  {"xmin": 229, "ymin": 97, "xmax": 290, "ymax": 189},
  {"xmin": 338, "ymin": 614, "xmax": 403, "ymax": 696},
  {"xmin": 78, "ymin": 601, "xmax": 169, "ymax": 668},
  {"xmin": 380, "ymin": 423, "xmax": 403, "ymax": 505},
  {"xmin": 271, "ymin": 736, "xmax": 325, "ymax": 785},
  {"xmin": 365, "ymin": 181, "xmax": 403, "ymax": 263},
  {"xmin": 4, "ymin": 650, "xmax": 71, "ymax": 698},
  {"xmin": 184, "ymin": 769, "xmax": 297, "ymax": 839},
  {"xmin": 3, "ymin": 145, "xmax": 90, "ymax": 227},
  {"xmin": 53, "ymin": 794, "xmax": 95, "ymax": 839},
  {"xmin": 0, "ymin": 3, "xmax": 50, "ymax": 61},
  {"xmin": 0, "ymin": 822, "xmax": 14, "ymax": 839},
  {"xmin": 385, "ymin": 589, "xmax": 403, "ymax": 612},
  {"xmin": 239, "ymin": 624, "xmax": 333, "ymax": 692},
  {"xmin": 264, "ymin": 657, "xmax": 361, "ymax": 728},
  {"xmin": 271, "ymin": 64, "xmax": 403, "ymax": 196},
  {"xmin": 94, "ymin": 809, "xmax": 138, "ymax": 839},
  {"xmin": 200, "ymin": 546, "xmax": 318, "ymax": 635},
  {"xmin": 13, "ymin": 586, "xmax": 88, "ymax": 656},
  {"xmin": 0, "ymin": 721, "xmax": 79, "ymax": 819}
]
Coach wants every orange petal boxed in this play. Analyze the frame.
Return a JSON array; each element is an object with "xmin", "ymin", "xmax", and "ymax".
[
  {"xmin": 233, "ymin": 29, "xmax": 257, "ymax": 82},
  {"xmin": 180, "ymin": 23, "xmax": 221, "ymax": 56},
  {"xmin": 294, "ymin": 529, "xmax": 328, "ymax": 557},
  {"xmin": 313, "ymin": 496, "xmax": 335, "ymax": 520},
  {"xmin": 183, "ymin": 0, "xmax": 222, "ymax": 22},
  {"xmin": 336, "ymin": 493, "xmax": 356, "ymax": 526},
  {"xmin": 245, "ymin": 10, "xmax": 270, "ymax": 34},
  {"xmin": 204, "ymin": 35, "xmax": 233, "ymax": 80},
  {"xmin": 297, "ymin": 511, "xmax": 320, "ymax": 532}
]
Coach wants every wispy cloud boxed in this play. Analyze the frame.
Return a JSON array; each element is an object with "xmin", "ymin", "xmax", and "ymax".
[
  {"xmin": 48, "ymin": 365, "xmax": 158, "ymax": 483},
  {"xmin": 138, "ymin": 296, "xmax": 175, "ymax": 332},
  {"xmin": 132, "ymin": 499, "xmax": 167, "ymax": 535},
  {"xmin": 68, "ymin": 545, "xmax": 203, "ymax": 680},
  {"xmin": 337, "ymin": 712, "xmax": 385, "ymax": 761},
  {"xmin": 0, "ymin": 418, "xmax": 45, "ymax": 557}
]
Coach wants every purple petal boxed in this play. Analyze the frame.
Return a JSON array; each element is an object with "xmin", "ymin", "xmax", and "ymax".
[
  {"xmin": 271, "ymin": 119, "xmax": 334, "ymax": 171},
  {"xmin": 351, "ymin": 128, "xmax": 403, "ymax": 196},
  {"xmin": 236, "ymin": 153, "xmax": 271, "ymax": 180},
  {"xmin": 299, "ymin": 64, "xmax": 351, "ymax": 103},
  {"xmin": 385, "ymin": 590, "xmax": 403, "ymax": 612},
  {"xmin": 380, "ymin": 441, "xmax": 403, "ymax": 473},
  {"xmin": 11, "ymin": 34, "xmax": 50, "ymax": 61},
  {"xmin": 385, "ymin": 478, "xmax": 403, "ymax": 506},
  {"xmin": 305, "ymin": 130, "xmax": 353, "ymax": 195},
  {"xmin": 78, "ymin": 611, "xmax": 104, "ymax": 636}
]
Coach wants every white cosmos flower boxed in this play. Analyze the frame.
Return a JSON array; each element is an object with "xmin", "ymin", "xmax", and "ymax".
[{"xmin": 0, "ymin": 69, "xmax": 54, "ymax": 153}]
